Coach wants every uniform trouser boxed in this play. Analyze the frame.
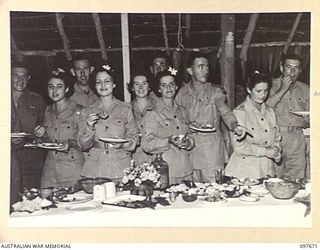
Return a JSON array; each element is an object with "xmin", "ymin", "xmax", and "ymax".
[{"xmin": 277, "ymin": 130, "xmax": 306, "ymax": 179}]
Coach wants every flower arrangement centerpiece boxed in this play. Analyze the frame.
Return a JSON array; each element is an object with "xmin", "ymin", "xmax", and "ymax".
[{"xmin": 122, "ymin": 161, "xmax": 161, "ymax": 197}]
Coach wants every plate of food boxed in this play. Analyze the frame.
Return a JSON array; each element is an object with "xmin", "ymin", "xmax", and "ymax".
[
  {"xmin": 102, "ymin": 195, "xmax": 148, "ymax": 209},
  {"xmin": 53, "ymin": 194, "xmax": 93, "ymax": 205},
  {"xmin": 99, "ymin": 138, "xmax": 129, "ymax": 143},
  {"xmin": 11, "ymin": 132, "xmax": 32, "ymax": 138},
  {"xmin": 37, "ymin": 142, "xmax": 64, "ymax": 150},
  {"xmin": 230, "ymin": 178, "xmax": 260, "ymax": 186},
  {"xmin": 290, "ymin": 111, "xmax": 309, "ymax": 116},
  {"xmin": 198, "ymin": 196, "xmax": 227, "ymax": 204},
  {"xmin": 239, "ymin": 195, "xmax": 260, "ymax": 202},
  {"xmin": 65, "ymin": 203, "xmax": 102, "ymax": 213},
  {"xmin": 188, "ymin": 122, "xmax": 216, "ymax": 133}
]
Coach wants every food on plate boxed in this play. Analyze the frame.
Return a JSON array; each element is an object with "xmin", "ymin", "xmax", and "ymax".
[
  {"xmin": 11, "ymin": 188, "xmax": 53, "ymax": 213},
  {"xmin": 188, "ymin": 121, "xmax": 216, "ymax": 132}
]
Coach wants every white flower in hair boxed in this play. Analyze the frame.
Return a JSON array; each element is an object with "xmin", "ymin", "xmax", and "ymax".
[
  {"xmin": 168, "ymin": 67, "xmax": 178, "ymax": 76},
  {"xmin": 102, "ymin": 65, "xmax": 111, "ymax": 71},
  {"xmin": 254, "ymin": 70, "xmax": 260, "ymax": 74},
  {"xmin": 52, "ymin": 68, "xmax": 65, "ymax": 75}
]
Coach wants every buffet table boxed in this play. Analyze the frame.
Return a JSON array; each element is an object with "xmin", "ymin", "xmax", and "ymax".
[{"xmin": 9, "ymin": 189, "xmax": 311, "ymax": 228}]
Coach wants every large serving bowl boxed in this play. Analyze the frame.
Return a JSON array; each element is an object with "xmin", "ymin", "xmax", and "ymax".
[
  {"xmin": 265, "ymin": 181, "xmax": 300, "ymax": 199},
  {"xmin": 78, "ymin": 177, "xmax": 111, "ymax": 194}
]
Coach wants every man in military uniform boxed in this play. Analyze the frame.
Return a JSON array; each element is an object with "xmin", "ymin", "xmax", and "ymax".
[
  {"xmin": 267, "ymin": 54, "xmax": 309, "ymax": 178},
  {"xmin": 70, "ymin": 55, "xmax": 98, "ymax": 107},
  {"xmin": 175, "ymin": 52, "xmax": 245, "ymax": 182},
  {"xmin": 11, "ymin": 62, "xmax": 46, "ymax": 189}
]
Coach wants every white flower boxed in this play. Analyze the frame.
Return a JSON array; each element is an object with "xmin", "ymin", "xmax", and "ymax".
[
  {"xmin": 128, "ymin": 174, "xmax": 135, "ymax": 180},
  {"xmin": 122, "ymin": 175, "xmax": 129, "ymax": 184},
  {"xmin": 102, "ymin": 65, "xmax": 111, "ymax": 71},
  {"xmin": 168, "ymin": 67, "xmax": 177, "ymax": 76},
  {"xmin": 134, "ymin": 178, "xmax": 142, "ymax": 187},
  {"xmin": 52, "ymin": 68, "xmax": 65, "ymax": 75}
]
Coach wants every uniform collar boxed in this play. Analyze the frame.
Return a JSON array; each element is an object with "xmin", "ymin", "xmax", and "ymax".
[
  {"xmin": 244, "ymin": 96, "xmax": 267, "ymax": 115},
  {"xmin": 132, "ymin": 97, "xmax": 157, "ymax": 113},
  {"xmin": 183, "ymin": 81, "xmax": 212, "ymax": 97},
  {"xmin": 74, "ymin": 82, "xmax": 94, "ymax": 95},
  {"xmin": 157, "ymin": 98, "xmax": 179, "ymax": 115}
]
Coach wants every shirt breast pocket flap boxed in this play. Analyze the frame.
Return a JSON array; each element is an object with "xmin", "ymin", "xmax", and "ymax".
[
  {"xmin": 115, "ymin": 150, "xmax": 131, "ymax": 160},
  {"xmin": 162, "ymin": 119, "xmax": 174, "ymax": 128},
  {"xmin": 113, "ymin": 118, "xmax": 125, "ymax": 127},
  {"xmin": 60, "ymin": 122, "xmax": 77, "ymax": 131}
]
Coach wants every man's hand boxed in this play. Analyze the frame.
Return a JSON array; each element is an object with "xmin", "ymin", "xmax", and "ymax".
[
  {"xmin": 233, "ymin": 125, "xmax": 246, "ymax": 141},
  {"xmin": 34, "ymin": 125, "xmax": 45, "ymax": 138}
]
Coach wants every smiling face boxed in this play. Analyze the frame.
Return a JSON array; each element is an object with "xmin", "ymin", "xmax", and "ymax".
[
  {"xmin": 187, "ymin": 57, "xmax": 209, "ymax": 84},
  {"xmin": 95, "ymin": 71, "xmax": 115, "ymax": 97},
  {"xmin": 280, "ymin": 59, "xmax": 302, "ymax": 84},
  {"xmin": 132, "ymin": 75, "xmax": 149, "ymax": 98},
  {"xmin": 158, "ymin": 75, "xmax": 178, "ymax": 99},
  {"xmin": 72, "ymin": 59, "xmax": 93, "ymax": 86},
  {"xmin": 248, "ymin": 82, "xmax": 269, "ymax": 105},
  {"xmin": 11, "ymin": 67, "xmax": 30, "ymax": 92},
  {"xmin": 48, "ymin": 78, "xmax": 68, "ymax": 103}
]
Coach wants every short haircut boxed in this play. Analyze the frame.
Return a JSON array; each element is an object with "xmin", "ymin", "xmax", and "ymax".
[
  {"xmin": 187, "ymin": 52, "xmax": 208, "ymax": 68},
  {"xmin": 149, "ymin": 51, "xmax": 170, "ymax": 65},
  {"xmin": 72, "ymin": 54, "xmax": 91, "ymax": 64},
  {"xmin": 246, "ymin": 71, "xmax": 271, "ymax": 91},
  {"xmin": 280, "ymin": 53, "xmax": 303, "ymax": 66},
  {"xmin": 155, "ymin": 70, "xmax": 177, "ymax": 91},
  {"xmin": 128, "ymin": 71, "xmax": 150, "ymax": 95},
  {"xmin": 11, "ymin": 61, "xmax": 29, "ymax": 72},
  {"xmin": 47, "ymin": 68, "xmax": 74, "ymax": 97}
]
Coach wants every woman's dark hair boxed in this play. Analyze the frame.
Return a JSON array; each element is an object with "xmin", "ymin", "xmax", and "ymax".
[
  {"xmin": 186, "ymin": 51, "xmax": 208, "ymax": 68},
  {"xmin": 155, "ymin": 70, "xmax": 178, "ymax": 91},
  {"xmin": 246, "ymin": 71, "xmax": 271, "ymax": 91},
  {"xmin": 47, "ymin": 68, "xmax": 74, "ymax": 98},
  {"xmin": 93, "ymin": 63, "xmax": 117, "ymax": 83},
  {"xmin": 128, "ymin": 71, "xmax": 150, "ymax": 96}
]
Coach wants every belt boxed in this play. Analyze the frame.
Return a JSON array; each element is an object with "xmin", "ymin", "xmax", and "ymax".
[{"xmin": 279, "ymin": 126, "xmax": 303, "ymax": 132}]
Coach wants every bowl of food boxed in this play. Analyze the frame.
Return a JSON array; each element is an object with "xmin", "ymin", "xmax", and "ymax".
[
  {"xmin": 182, "ymin": 193, "xmax": 197, "ymax": 202},
  {"xmin": 78, "ymin": 177, "xmax": 111, "ymax": 194},
  {"xmin": 265, "ymin": 181, "xmax": 300, "ymax": 199}
]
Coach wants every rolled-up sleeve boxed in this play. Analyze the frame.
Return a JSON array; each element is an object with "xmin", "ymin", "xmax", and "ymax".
[{"xmin": 214, "ymin": 87, "xmax": 238, "ymax": 130}]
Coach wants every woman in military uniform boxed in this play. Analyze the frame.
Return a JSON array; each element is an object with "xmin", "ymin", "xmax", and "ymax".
[
  {"xmin": 128, "ymin": 72, "xmax": 157, "ymax": 165},
  {"xmin": 225, "ymin": 72, "xmax": 281, "ymax": 179},
  {"xmin": 36, "ymin": 68, "xmax": 84, "ymax": 188},
  {"xmin": 141, "ymin": 69, "xmax": 195, "ymax": 185},
  {"xmin": 78, "ymin": 65, "xmax": 139, "ymax": 183}
]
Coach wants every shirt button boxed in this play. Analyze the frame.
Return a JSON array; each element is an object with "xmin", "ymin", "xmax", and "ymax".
[
  {"xmin": 67, "ymin": 126, "xmax": 70, "ymax": 129},
  {"xmin": 174, "ymin": 115, "xmax": 177, "ymax": 118},
  {"xmin": 265, "ymin": 141, "xmax": 268, "ymax": 144},
  {"xmin": 289, "ymin": 109, "xmax": 292, "ymax": 111},
  {"xmin": 165, "ymin": 124, "xmax": 168, "ymax": 126},
  {"xmin": 176, "ymin": 126, "xmax": 180, "ymax": 129},
  {"xmin": 105, "ymin": 151, "xmax": 109, "ymax": 154},
  {"xmin": 242, "ymin": 157, "xmax": 245, "ymax": 159},
  {"xmin": 105, "ymin": 126, "xmax": 108, "ymax": 129},
  {"xmin": 141, "ymin": 125, "xmax": 143, "ymax": 128},
  {"xmin": 261, "ymin": 118, "xmax": 264, "ymax": 121},
  {"xmin": 251, "ymin": 128, "xmax": 254, "ymax": 130},
  {"xmin": 141, "ymin": 114, "xmax": 143, "ymax": 117},
  {"xmin": 265, "ymin": 129, "xmax": 268, "ymax": 133},
  {"xmin": 55, "ymin": 128, "xmax": 57, "ymax": 131}
]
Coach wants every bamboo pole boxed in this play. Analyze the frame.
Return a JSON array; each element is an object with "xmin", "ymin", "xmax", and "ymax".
[
  {"xmin": 92, "ymin": 13, "xmax": 108, "ymax": 60},
  {"xmin": 283, "ymin": 13, "xmax": 303, "ymax": 54},
  {"xmin": 16, "ymin": 41, "xmax": 310, "ymax": 57},
  {"xmin": 121, "ymin": 13, "xmax": 131, "ymax": 103},
  {"xmin": 240, "ymin": 13, "xmax": 259, "ymax": 81},
  {"xmin": 220, "ymin": 14, "xmax": 235, "ymax": 109},
  {"xmin": 11, "ymin": 38, "xmax": 24, "ymax": 61},
  {"xmin": 161, "ymin": 13, "xmax": 170, "ymax": 56},
  {"xmin": 55, "ymin": 13, "xmax": 72, "ymax": 61},
  {"xmin": 185, "ymin": 14, "xmax": 191, "ymax": 38}
]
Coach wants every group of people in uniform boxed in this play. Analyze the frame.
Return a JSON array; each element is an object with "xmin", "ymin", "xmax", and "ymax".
[{"xmin": 10, "ymin": 51, "xmax": 310, "ymax": 207}]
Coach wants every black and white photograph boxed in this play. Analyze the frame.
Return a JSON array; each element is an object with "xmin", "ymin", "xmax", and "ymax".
[{"xmin": 2, "ymin": 0, "xmax": 319, "ymax": 243}]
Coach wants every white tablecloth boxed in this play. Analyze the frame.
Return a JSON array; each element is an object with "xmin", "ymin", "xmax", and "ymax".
[{"xmin": 9, "ymin": 190, "xmax": 311, "ymax": 228}]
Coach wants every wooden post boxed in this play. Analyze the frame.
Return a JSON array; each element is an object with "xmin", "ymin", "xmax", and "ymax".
[
  {"xmin": 185, "ymin": 14, "xmax": 191, "ymax": 39},
  {"xmin": 11, "ymin": 38, "xmax": 24, "ymax": 61},
  {"xmin": 161, "ymin": 14, "xmax": 170, "ymax": 56},
  {"xmin": 220, "ymin": 14, "xmax": 235, "ymax": 108},
  {"xmin": 92, "ymin": 13, "xmax": 108, "ymax": 60},
  {"xmin": 56, "ymin": 13, "xmax": 72, "ymax": 61},
  {"xmin": 283, "ymin": 13, "xmax": 303, "ymax": 54},
  {"xmin": 240, "ymin": 13, "xmax": 259, "ymax": 81},
  {"xmin": 121, "ymin": 13, "xmax": 131, "ymax": 103}
]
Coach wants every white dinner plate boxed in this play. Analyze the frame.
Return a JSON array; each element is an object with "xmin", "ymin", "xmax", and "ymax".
[
  {"xmin": 37, "ymin": 142, "xmax": 64, "ymax": 150},
  {"xmin": 198, "ymin": 197, "xmax": 227, "ymax": 204},
  {"xmin": 11, "ymin": 132, "xmax": 31, "ymax": 138},
  {"xmin": 249, "ymin": 188, "xmax": 269, "ymax": 197},
  {"xmin": 99, "ymin": 138, "xmax": 129, "ymax": 143},
  {"xmin": 230, "ymin": 178, "xmax": 260, "ymax": 186},
  {"xmin": 65, "ymin": 203, "xmax": 102, "ymax": 213},
  {"xmin": 11, "ymin": 209, "xmax": 48, "ymax": 217},
  {"xmin": 188, "ymin": 125, "xmax": 216, "ymax": 133},
  {"xmin": 239, "ymin": 195, "xmax": 260, "ymax": 202},
  {"xmin": 103, "ymin": 194, "xmax": 146, "ymax": 204},
  {"xmin": 54, "ymin": 194, "xmax": 93, "ymax": 205},
  {"xmin": 291, "ymin": 111, "xmax": 309, "ymax": 116}
]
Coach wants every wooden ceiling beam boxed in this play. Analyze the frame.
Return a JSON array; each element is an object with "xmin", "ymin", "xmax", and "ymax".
[
  {"xmin": 92, "ymin": 13, "xmax": 108, "ymax": 60},
  {"xmin": 55, "ymin": 13, "xmax": 72, "ymax": 61},
  {"xmin": 283, "ymin": 13, "xmax": 303, "ymax": 54}
]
